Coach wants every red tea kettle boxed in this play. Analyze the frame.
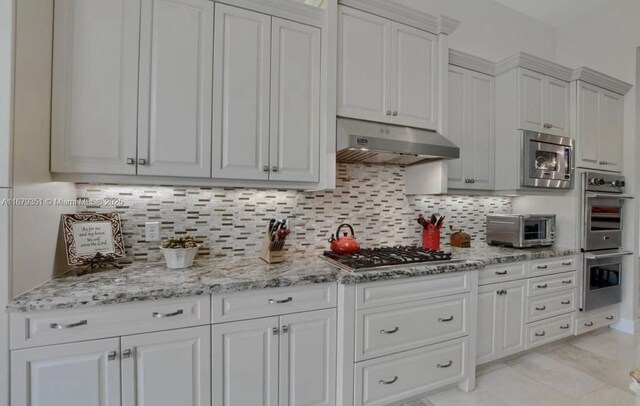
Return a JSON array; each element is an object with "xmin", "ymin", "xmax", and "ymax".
[{"xmin": 329, "ymin": 224, "xmax": 361, "ymax": 255}]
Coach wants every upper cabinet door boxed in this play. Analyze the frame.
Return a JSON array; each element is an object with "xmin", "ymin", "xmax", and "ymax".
[
  {"xmin": 338, "ymin": 6, "xmax": 391, "ymax": 123},
  {"xmin": 121, "ymin": 326, "xmax": 211, "ymax": 406},
  {"xmin": 446, "ymin": 66, "xmax": 466, "ymax": 189},
  {"xmin": 213, "ymin": 4, "xmax": 271, "ymax": 180},
  {"xmin": 466, "ymin": 71, "xmax": 495, "ymax": 190},
  {"xmin": 11, "ymin": 338, "xmax": 121, "ymax": 406},
  {"xmin": 279, "ymin": 309, "xmax": 337, "ymax": 406},
  {"xmin": 269, "ymin": 18, "xmax": 321, "ymax": 183},
  {"xmin": 518, "ymin": 69, "xmax": 545, "ymax": 131},
  {"xmin": 576, "ymin": 81, "xmax": 601, "ymax": 170},
  {"xmin": 51, "ymin": 0, "xmax": 140, "ymax": 175},
  {"xmin": 544, "ymin": 77, "xmax": 570, "ymax": 136},
  {"xmin": 391, "ymin": 22, "xmax": 438, "ymax": 130},
  {"xmin": 599, "ymin": 89, "xmax": 623, "ymax": 172},
  {"xmin": 137, "ymin": 0, "xmax": 213, "ymax": 178}
]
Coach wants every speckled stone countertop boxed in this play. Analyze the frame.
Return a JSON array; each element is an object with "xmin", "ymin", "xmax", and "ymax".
[{"xmin": 7, "ymin": 245, "xmax": 579, "ymax": 313}]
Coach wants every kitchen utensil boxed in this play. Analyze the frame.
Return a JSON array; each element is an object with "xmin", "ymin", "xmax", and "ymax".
[
  {"xmin": 329, "ymin": 224, "xmax": 361, "ymax": 255},
  {"xmin": 430, "ymin": 214, "xmax": 438, "ymax": 225},
  {"xmin": 417, "ymin": 214, "xmax": 429, "ymax": 228},
  {"xmin": 436, "ymin": 216, "xmax": 445, "ymax": 229}
]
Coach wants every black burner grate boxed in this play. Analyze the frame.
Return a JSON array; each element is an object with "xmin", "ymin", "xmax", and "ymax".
[{"xmin": 323, "ymin": 246, "xmax": 452, "ymax": 270}]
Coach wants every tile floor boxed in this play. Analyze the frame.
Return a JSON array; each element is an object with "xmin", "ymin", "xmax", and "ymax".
[{"xmin": 409, "ymin": 328, "xmax": 637, "ymax": 406}]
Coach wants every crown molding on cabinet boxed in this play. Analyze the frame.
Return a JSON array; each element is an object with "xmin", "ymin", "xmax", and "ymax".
[
  {"xmin": 571, "ymin": 67, "xmax": 633, "ymax": 96},
  {"xmin": 338, "ymin": 0, "xmax": 460, "ymax": 35},
  {"xmin": 216, "ymin": 0, "xmax": 325, "ymax": 27},
  {"xmin": 448, "ymin": 49, "xmax": 495, "ymax": 76},
  {"xmin": 495, "ymin": 52, "xmax": 572, "ymax": 82}
]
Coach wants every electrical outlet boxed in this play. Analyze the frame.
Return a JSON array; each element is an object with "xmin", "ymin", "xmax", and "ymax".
[{"xmin": 145, "ymin": 222, "xmax": 161, "ymax": 242}]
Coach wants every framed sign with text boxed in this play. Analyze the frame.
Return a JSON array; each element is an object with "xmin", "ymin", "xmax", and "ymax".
[{"xmin": 62, "ymin": 213, "xmax": 126, "ymax": 266}]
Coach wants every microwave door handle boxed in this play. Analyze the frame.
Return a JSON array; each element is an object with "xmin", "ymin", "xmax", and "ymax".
[{"xmin": 565, "ymin": 148, "xmax": 571, "ymax": 178}]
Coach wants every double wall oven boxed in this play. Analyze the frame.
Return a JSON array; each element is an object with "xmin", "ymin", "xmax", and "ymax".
[{"xmin": 581, "ymin": 171, "xmax": 633, "ymax": 311}]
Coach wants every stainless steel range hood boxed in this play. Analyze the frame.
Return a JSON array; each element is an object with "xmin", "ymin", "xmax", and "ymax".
[{"xmin": 336, "ymin": 118, "xmax": 459, "ymax": 165}]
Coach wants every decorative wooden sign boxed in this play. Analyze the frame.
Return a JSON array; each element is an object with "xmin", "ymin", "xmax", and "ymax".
[{"xmin": 62, "ymin": 213, "xmax": 126, "ymax": 266}]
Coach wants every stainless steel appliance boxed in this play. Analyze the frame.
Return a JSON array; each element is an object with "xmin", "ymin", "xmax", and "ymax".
[
  {"xmin": 336, "ymin": 117, "xmax": 460, "ymax": 165},
  {"xmin": 521, "ymin": 131, "xmax": 574, "ymax": 189},
  {"xmin": 580, "ymin": 171, "xmax": 633, "ymax": 311},
  {"xmin": 486, "ymin": 214, "xmax": 556, "ymax": 248},
  {"xmin": 322, "ymin": 246, "xmax": 456, "ymax": 272}
]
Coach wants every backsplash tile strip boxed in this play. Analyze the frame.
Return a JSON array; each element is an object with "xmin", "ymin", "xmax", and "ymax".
[{"xmin": 75, "ymin": 163, "xmax": 512, "ymax": 262}]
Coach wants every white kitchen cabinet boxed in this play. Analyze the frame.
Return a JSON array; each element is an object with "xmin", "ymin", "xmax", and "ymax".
[
  {"xmin": 137, "ymin": 0, "xmax": 213, "ymax": 178},
  {"xmin": 476, "ymin": 280, "xmax": 525, "ymax": 365},
  {"xmin": 11, "ymin": 338, "xmax": 121, "ymax": 406},
  {"xmin": 447, "ymin": 65, "xmax": 494, "ymax": 190},
  {"xmin": 121, "ymin": 326, "xmax": 211, "ymax": 406},
  {"xmin": 51, "ymin": 0, "xmax": 140, "ymax": 175},
  {"xmin": 518, "ymin": 68, "xmax": 569, "ymax": 136},
  {"xmin": 280, "ymin": 309, "xmax": 337, "ymax": 406},
  {"xmin": 338, "ymin": 6, "xmax": 438, "ymax": 130},
  {"xmin": 575, "ymin": 80, "xmax": 623, "ymax": 172},
  {"xmin": 213, "ymin": 4, "xmax": 321, "ymax": 183},
  {"xmin": 212, "ymin": 317, "xmax": 280, "ymax": 406}
]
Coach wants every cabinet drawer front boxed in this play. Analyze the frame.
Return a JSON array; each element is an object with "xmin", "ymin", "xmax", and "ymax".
[
  {"xmin": 356, "ymin": 272, "xmax": 470, "ymax": 310},
  {"xmin": 355, "ymin": 337, "xmax": 467, "ymax": 406},
  {"xmin": 526, "ymin": 313, "xmax": 575, "ymax": 349},
  {"xmin": 356, "ymin": 294, "xmax": 468, "ymax": 361},
  {"xmin": 527, "ymin": 271, "xmax": 577, "ymax": 297},
  {"xmin": 526, "ymin": 290, "xmax": 576, "ymax": 323},
  {"xmin": 211, "ymin": 283, "xmax": 337, "ymax": 323},
  {"xmin": 527, "ymin": 256, "xmax": 578, "ymax": 277},
  {"xmin": 10, "ymin": 296, "xmax": 210, "ymax": 350},
  {"xmin": 478, "ymin": 263, "xmax": 526, "ymax": 285},
  {"xmin": 576, "ymin": 306, "xmax": 620, "ymax": 335}
]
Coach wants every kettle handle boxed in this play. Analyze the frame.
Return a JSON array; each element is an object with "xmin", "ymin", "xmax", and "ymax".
[{"xmin": 335, "ymin": 224, "xmax": 355, "ymax": 240}]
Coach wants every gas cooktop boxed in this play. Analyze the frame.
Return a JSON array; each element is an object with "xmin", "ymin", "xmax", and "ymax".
[{"xmin": 322, "ymin": 246, "xmax": 458, "ymax": 272}]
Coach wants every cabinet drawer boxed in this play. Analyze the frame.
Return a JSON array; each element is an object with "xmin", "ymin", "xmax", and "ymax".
[
  {"xmin": 355, "ymin": 294, "xmax": 468, "ymax": 361},
  {"xmin": 478, "ymin": 263, "xmax": 526, "ymax": 285},
  {"xmin": 355, "ymin": 337, "xmax": 468, "ymax": 406},
  {"xmin": 356, "ymin": 272, "xmax": 470, "ymax": 310},
  {"xmin": 527, "ymin": 256, "xmax": 578, "ymax": 277},
  {"xmin": 211, "ymin": 283, "xmax": 336, "ymax": 323},
  {"xmin": 10, "ymin": 296, "xmax": 211, "ymax": 350},
  {"xmin": 526, "ymin": 313, "xmax": 575, "ymax": 349},
  {"xmin": 526, "ymin": 289, "xmax": 576, "ymax": 323},
  {"xmin": 576, "ymin": 306, "xmax": 620, "ymax": 335},
  {"xmin": 527, "ymin": 271, "xmax": 577, "ymax": 297}
]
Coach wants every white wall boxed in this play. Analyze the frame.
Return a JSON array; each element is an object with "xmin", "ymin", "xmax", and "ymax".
[
  {"xmin": 392, "ymin": 0, "xmax": 557, "ymax": 62},
  {"xmin": 0, "ymin": 0, "xmax": 13, "ymax": 189},
  {"xmin": 11, "ymin": 0, "xmax": 76, "ymax": 297}
]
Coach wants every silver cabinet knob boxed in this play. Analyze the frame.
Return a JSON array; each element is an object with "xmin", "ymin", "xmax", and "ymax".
[
  {"xmin": 126, "ymin": 158, "xmax": 135, "ymax": 165},
  {"xmin": 122, "ymin": 349, "xmax": 132, "ymax": 359},
  {"xmin": 392, "ymin": 111, "xmax": 398, "ymax": 116},
  {"xmin": 263, "ymin": 166, "xmax": 269, "ymax": 172},
  {"xmin": 272, "ymin": 166, "xmax": 279, "ymax": 172},
  {"xmin": 138, "ymin": 158, "xmax": 147, "ymax": 166},
  {"xmin": 272, "ymin": 327, "xmax": 280, "ymax": 335},
  {"xmin": 281, "ymin": 325, "xmax": 289, "ymax": 334},
  {"xmin": 386, "ymin": 110, "xmax": 392, "ymax": 116},
  {"xmin": 108, "ymin": 351, "xmax": 117, "ymax": 361}
]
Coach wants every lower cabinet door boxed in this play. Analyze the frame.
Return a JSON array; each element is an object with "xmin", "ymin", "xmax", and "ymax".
[
  {"xmin": 212, "ymin": 317, "xmax": 280, "ymax": 406},
  {"xmin": 500, "ymin": 280, "xmax": 526, "ymax": 357},
  {"xmin": 121, "ymin": 326, "xmax": 210, "ymax": 406},
  {"xmin": 11, "ymin": 338, "xmax": 121, "ymax": 406},
  {"xmin": 280, "ymin": 309, "xmax": 337, "ymax": 406},
  {"xmin": 476, "ymin": 284, "xmax": 500, "ymax": 365}
]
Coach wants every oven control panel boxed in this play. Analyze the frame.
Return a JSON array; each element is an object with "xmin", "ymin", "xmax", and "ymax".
[{"xmin": 585, "ymin": 171, "xmax": 626, "ymax": 193}]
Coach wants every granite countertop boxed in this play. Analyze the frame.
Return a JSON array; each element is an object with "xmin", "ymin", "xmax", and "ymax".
[{"xmin": 7, "ymin": 245, "xmax": 580, "ymax": 313}]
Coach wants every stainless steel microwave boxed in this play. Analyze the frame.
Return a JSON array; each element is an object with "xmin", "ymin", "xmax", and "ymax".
[
  {"xmin": 486, "ymin": 214, "xmax": 556, "ymax": 248},
  {"xmin": 522, "ymin": 131, "xmax": 574, "ymax": 189}
]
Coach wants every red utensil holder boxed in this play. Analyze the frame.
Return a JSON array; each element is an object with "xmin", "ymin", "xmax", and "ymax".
[{"xmin": 422, "ymin": 228, "xmax": 440, "ymax": 251}]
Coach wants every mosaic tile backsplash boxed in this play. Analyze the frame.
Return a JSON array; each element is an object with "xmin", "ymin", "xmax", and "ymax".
[{"xmin": 75, "ymin": 164, "xmax": 512, "ymax": 262}]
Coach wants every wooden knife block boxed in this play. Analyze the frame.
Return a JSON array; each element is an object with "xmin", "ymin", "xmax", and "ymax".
[{"xmin": 260, "ymin": 232, "xmax": 285, "ymax": 264}]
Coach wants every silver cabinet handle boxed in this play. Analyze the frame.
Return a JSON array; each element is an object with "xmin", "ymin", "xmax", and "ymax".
[
  {"xmin": 561, "ymin": 300, "xmax": 571, "ymax": 305},
  {"xmin": 50, "ymin": 320, "xmax": 88, "ymax": 330},
  {"xmin": 271, "ymin": 166, "xmax": 278, "ymax": 172},
  {"xmin": 108, "ymin": 351, "xmax": 117, "ymax": 361},
  {"xmin": 537, "ymin": 265, "xmax": 548, "ymax": 269},
  {"xmin": 560, "ymin": 324, "xmax": 570, "ymax": 329},
  {"xmin": 282, "ymin": 325, "xmax": 289, "ymax": 334},
  {"xmin": 537, "ymin": 284, "xmax": 548, "ymax": 289},
  {"xmin": 380, "ymin": 327, "xmax": 399, "ymax": 334},
  {"xmin": 126, "ymin": 158, "xmax": 135, "ymax": 165},
  {"xmin": 606, "ymin": 315, "xmax": 615, "ymax": 320},
  {"xmin": 392, "ymin": 111, "xmax": 398, "ymax": 116},
  {"xmin": 562, "ymin": 280, "xmax": 572, "ymax": 284},
  {"xmin": 152, "ymin": 309, "xmax": 183, "ymax": 318},
  {"xmin": 386, "ymin": 110, "xmax": 392, "ymax": 116},
  {"xmin": 379, "ymin": 376, "xmax": 398, "ymax": 385},
  {"xmin": 437, "ymin": 360, "xmax": 453, "ymax": 368},
  {"xmin": 470, "ymin": 179, "xmax": 475, "ymax": 183},
  {"xmin": 535, "ymin": 306, "xmax": 546, "ymax": 311},
  {"xmin": 495, "ymin": 270, "xmax": 508, "ymax": 275},
  {"xmin": 562, "ymin": 261, "xmax": 572, "ymax": 266},
  {"xmin": 272, "ymin": 327, "xmax": 280, "ymax": 335},
  {"xmin": 438, "ymin": 316, "xmax": 454, "ymax": 322},
  {"xmin": 535, "ymin": 331, "xmax": 546, "ymax": 337},
  {"xmin": 122, "ymin": 349, "xmax": 132, "ymax": 359},
  {"xmin": 584, "ymin": 321, "xmax": 594, "ymax": 327},
  {"xmin": 263, "ymin": 166, "xmax": 269, "ymax": 172},
  {"xmin": 268, "ymin": 297, "xmax": 293, "ymax": 304},
  {"xmin": 138, "ymin": 158, "xmax": 147, "ymax": 166}
]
